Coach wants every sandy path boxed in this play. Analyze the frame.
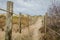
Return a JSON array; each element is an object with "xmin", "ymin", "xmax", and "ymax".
[
  {"xmin": 0, "ymin": 31, "xmax": 5, "ymax": 40},
  {"xmin": 29, "ymin": 17, "xmax": 43, "ymax": 40}
]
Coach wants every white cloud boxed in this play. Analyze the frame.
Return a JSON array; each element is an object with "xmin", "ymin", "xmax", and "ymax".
[
  {"xmin": 0, "ymin": 0, "xmax": 53, "ymax": 15},
  {"xmin": 13, "ymin": 0, "xmax": 40, "ymax": 15}
]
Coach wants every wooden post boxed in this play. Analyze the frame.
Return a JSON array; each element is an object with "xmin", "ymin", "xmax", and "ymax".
[
  {"xmin": 44, "ymin": 13, "xmax": 48, "ymax": 39},
  {"xmin": 27, "ymin": 15, "xmax": 30, "ymax": 39},
  {"xmin": 19, "ymin": 13, "xmax": 21, "ymax": 33},
  {"xmin": 28, "ymin": 15, "xmax": 32, "ymax": 40},
  {"xmin": 5, "ymin": 1, "xmax": 13, "ymax": 40}
]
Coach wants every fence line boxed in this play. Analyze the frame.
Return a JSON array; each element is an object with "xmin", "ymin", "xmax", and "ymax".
[
  {"xmin": 0, "ymin": 1, "xmax": 60, "ymax": 40},
  {"xmin": 44, "ymin": 13, "xmax": 60, "ymax": 40}
]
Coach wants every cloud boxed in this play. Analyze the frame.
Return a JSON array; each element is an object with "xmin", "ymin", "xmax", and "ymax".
[{"xmin": 0, "ymin": 0, "xmax": 53, "ymax": 15}]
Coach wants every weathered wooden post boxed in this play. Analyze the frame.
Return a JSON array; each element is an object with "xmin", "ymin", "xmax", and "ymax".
[
  {"xmin": 28, "ymin": 15, "xmax": 32, "ymax": 40},
  {"xmin": 5, "ymin": 1, "xmax": 13, "ymax": 40},
  {"xmin": 44, "ymin": 13, "xmax": 48, "ymax": 40},
  {"xmin": 19, "ymin": 13, "xmax": 22, "ymax": 33}
]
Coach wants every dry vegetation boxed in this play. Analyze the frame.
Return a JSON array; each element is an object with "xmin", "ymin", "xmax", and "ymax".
[{"xmin": 0, "ymin": 14, "xmax": 44, "ymax": 40}]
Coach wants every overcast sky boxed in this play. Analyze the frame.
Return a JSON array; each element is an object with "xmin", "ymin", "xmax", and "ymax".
[{"xmin": 0, "ymin": 0, "xmax": 59, "ymax": 15}]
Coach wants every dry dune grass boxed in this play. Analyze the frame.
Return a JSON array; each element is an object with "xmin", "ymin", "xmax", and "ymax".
[{"xmin": 0, "ymin": 14, "xmax": 44, "ymax": 40}]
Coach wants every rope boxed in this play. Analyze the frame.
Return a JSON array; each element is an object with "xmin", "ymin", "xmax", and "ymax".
[
  {"xmin": 47, "ymin": 27, "xmax": 60, "ymax": 36},
  {"xmin": 0, "ymin": 8, "xmax": 17, "ymax": 15}
]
